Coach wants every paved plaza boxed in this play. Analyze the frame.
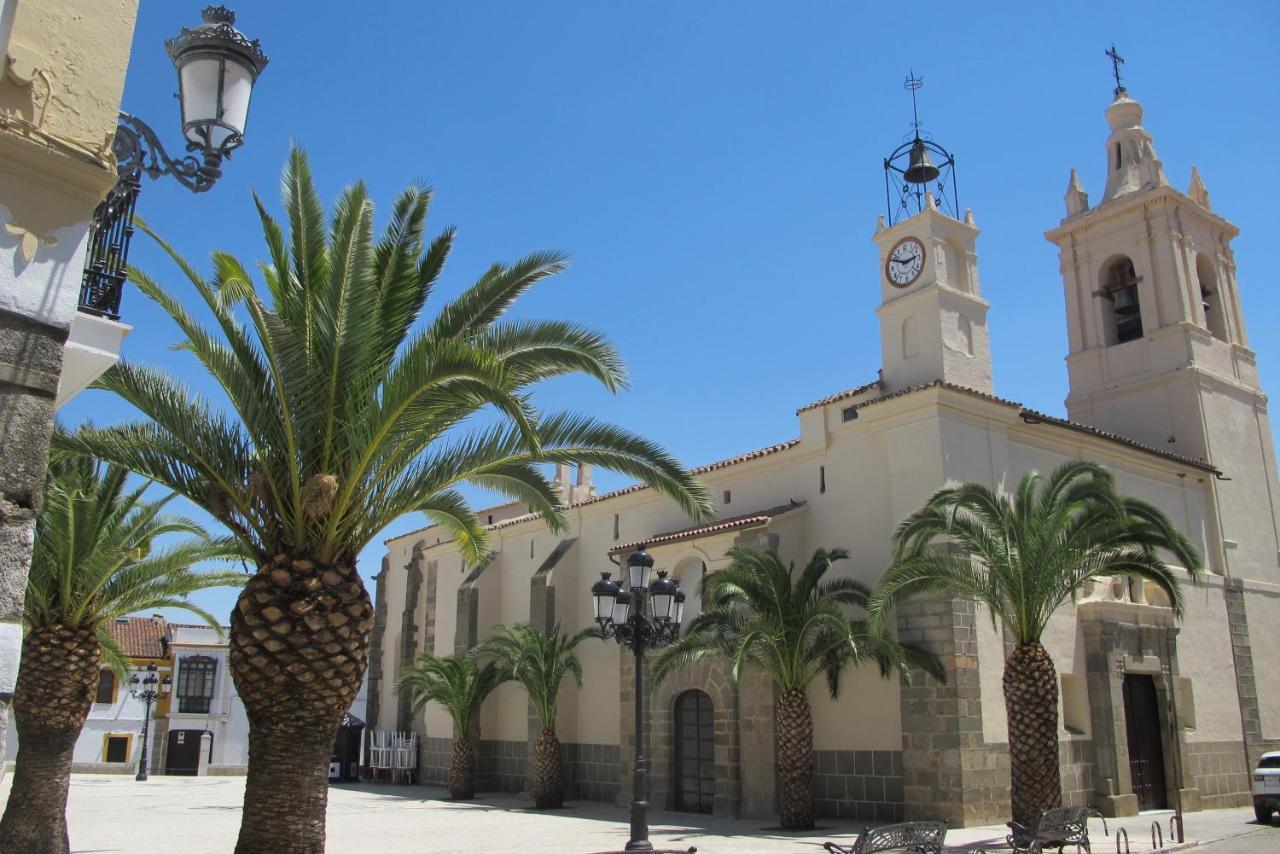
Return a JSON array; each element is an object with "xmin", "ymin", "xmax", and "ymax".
[{"xmin": 2, "ymin": 773, "xmax": 1273, "ymax": 853}]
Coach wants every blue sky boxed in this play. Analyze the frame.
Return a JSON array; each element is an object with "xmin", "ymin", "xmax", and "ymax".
[{"xmin": 65, "ymin": 1, "xmax": 1280, "ymax": 623}]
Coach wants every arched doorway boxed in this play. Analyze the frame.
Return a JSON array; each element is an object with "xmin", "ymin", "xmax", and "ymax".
[{"xmin": 673, "ymin": 689, "xmax": 715, "ymax": 813}]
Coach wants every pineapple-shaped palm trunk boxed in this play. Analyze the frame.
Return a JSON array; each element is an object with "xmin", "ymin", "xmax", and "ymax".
[
  {"xmin": 0, "ymin": 626, "xmax": 101, "ymax": 854},
  {"xmin": 449, "ymin": 736, "xmax": 477, "ymax": 799},
  {"xmin": 776, "ymin": 688, "xmax": 816, "ymax": 830},
  {"xmin": 1005, "ymin": 642, "xmax": 1062, "ymax": 827},
  {"xmin": 230, "ymin": 555, "xmax": 373, "ymax": 854},
  {"xmin": 531, "ymin": 727, "xmax": 566, "ymax": 809}
]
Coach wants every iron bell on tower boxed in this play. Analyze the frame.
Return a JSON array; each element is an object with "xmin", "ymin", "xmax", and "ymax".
[
  {"xmin": 883, "ymin": 72, "xmax": 959, "ymax": 225},
  {"xmin": 903, "ymin": 139, "xmax": 940, "ymax": 184}
]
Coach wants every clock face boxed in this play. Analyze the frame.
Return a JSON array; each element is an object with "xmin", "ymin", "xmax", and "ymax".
[{"xmin": 886, "ymin": 237, "xmax": 926, "ymax": 288}]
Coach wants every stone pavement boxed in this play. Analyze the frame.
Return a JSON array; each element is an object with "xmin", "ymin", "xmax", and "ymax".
[{"xmin": 1, "ymin": 774, "xmax": 1270, "ymax": 853}]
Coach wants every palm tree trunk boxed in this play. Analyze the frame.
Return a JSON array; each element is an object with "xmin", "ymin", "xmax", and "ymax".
[
  {"xmin": 1005, "ymin": 641, "xmax": 1062, "ymax": 826},
  {"xmin": 0, "ymin": 624, "xmax": 100, "ymax": 854},
  {"xmin": 531, "ymin": 727, "xmax": 565, "ymax": 809},
  {"xmin": 230, "ymin": 554, "xmax": 373, "ymax": 854},
  {"xmin": 450, "ymin": 736, "xmax": 476, "ymax": 799},
  {"xmin": 776, "ymin": 688, "xmax": 815, "ymax": 830}
]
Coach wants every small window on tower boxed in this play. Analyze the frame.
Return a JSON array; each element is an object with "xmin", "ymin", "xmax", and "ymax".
[
  {"xmin": 1115, "ymin": 142, "xmax": 1122, "ymax": 170},
  {"xmin": 1103, "ymin": 257, "xmax": 1143, "ymax": 344}
]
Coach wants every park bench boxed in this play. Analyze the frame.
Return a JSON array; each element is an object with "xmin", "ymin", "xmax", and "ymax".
[
  {"xmin": 1006, "ymin": 805, "xmax": 1097, "ymax": 853},
  {"xmin": 822, "ymin": 820, "xmax": 947, "ymax": 854}
]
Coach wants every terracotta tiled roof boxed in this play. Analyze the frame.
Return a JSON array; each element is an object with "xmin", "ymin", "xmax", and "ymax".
[
  {"xmin": 609, "ymin": 501, "xmax": 806, "ymax": 554},
  {"xmin": 385, "ymin": 438, "xmax": 803, "ymax": 545},
  {"xmin": 795, "ymin": 379, "xmax": 883, "ymax": 414},
  {"xmin": 850, "ymin": 380, "xmax": 1219, "ymax": 473},
  {"xmin": 109, "ymin": 616, "xmax": 169, "ymax": 660}
]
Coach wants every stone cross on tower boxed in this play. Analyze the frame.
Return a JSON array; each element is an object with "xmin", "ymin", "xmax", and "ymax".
[{"xmin": 1105, "ymin": 45, "xmax": 1126, "ymax": 97}]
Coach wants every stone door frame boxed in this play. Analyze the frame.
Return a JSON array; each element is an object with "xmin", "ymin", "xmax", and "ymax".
[{"xmin": 1080, "ymin": 602, "xmax": 1195, "ymax": 816}]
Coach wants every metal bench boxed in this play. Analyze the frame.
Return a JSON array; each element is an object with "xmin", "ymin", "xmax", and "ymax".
[
  {"xmin": 823, "ymin": 821, "xmax": 947, "ymax": 854},
  {"xmin": 1006, "ymin": 806, "xmax": 1097, "ymax": 853}
]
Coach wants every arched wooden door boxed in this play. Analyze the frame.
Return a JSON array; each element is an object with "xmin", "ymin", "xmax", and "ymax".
[{"xmin": 673, "ymin": 690, "xmax": 714, "ymax": 813}]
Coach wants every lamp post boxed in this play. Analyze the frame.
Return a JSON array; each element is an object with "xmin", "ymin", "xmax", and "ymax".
[
  {"xmin": 80, "ymin": 5, "xmax": 269, "ymax": 320},
  {"xmin": 127, "ymin": 663, "xmax": 172, "ymax": 782},
  {"xmin": 592, "ymin": 549, "xmax": 689, "ymax": 853}
]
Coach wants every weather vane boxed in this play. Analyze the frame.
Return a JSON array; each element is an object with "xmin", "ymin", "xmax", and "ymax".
[
  {"xmin": 1105, "ymin": 45, "xmax": 1126, "ymax": 97},
  {"xmin": 904, "ymin": 70, "xmax": 924, "ymax": 137}
]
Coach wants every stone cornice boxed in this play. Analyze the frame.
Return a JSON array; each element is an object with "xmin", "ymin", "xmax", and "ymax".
[
  {"xmin": 0, "ymin": 126, "xmax": 117, "ymax": 205},
  {"xmin": 1045, "ymin": 184, "xmax": 1239, "ymax": 245}
]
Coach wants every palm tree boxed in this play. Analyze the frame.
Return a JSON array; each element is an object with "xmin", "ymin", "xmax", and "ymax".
[
  {"xmin": 56, "ymin": 148, "xmax": 712, "ymax": 853},
  {"xmin": 397, "ymin": 654, "xmax": 508, "ymax": 799},
  {"xmin": 474, "ymin": 621, "xmax": 595, "ymax": 808},
  {"xmin": 0, "ymin": 452, "xmax": 241, "ymax": 854},
  {"xmin": 652, "ymin": 545, "xmax": 943, "ymax": 830},
  {"xmin": 867, "ymin": 461, "xmax": 1202, "ymax": 826}
]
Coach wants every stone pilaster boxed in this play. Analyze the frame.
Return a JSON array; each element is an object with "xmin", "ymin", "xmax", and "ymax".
[
  {"xmin": 0, "ymin": 309, "xmax": 69, "ymax": 773},
  {"xmin": 394, "ymin": 545, "xmax": 425, "ymax": 732},
  {"xmin": 363, "ymin": 557, "xmax": 390, "ymax": 764},
  {"xmin": 1223, "ymin": 579, "xmax": 1267, "ymax": 768},
  {"xmin": 898, "ymin": 596, "xmax": 1009, "ymax": 827}
]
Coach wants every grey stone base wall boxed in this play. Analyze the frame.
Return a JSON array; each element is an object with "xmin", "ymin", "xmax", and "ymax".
[
  {"xmin": 564, "ymin": 742, "xmax": 620, "ymax": 803},
  {"xmin": 478, "ymin": 739, "xmax": 526, "ymax": 793},
  {"xmin": 421, "ymin": 735, "xmax": 451, "ymax": 787},
  {"xmin": 1060, "ymin": 740, "xmax": 1096, "ymax": 808},
  {"xmin": 1185, "ymin": 740, "xmax": 1252, "ymax": 809},
  {"xmin": 814, "ymin": 749, "xmax": 904, "ymax": 822}
]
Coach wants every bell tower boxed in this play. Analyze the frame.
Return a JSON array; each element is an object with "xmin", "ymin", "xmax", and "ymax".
[
  {"xmin": 875, "ymin": 74, "xmax": 992, "ymax": 394},
  {"xmin": 1045, "ymin": 56, "xmax": 1280, "ymax": 581}
]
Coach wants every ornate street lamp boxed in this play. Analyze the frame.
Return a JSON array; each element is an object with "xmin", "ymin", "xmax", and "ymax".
[
  {"xmin": 592, "ymin": 550, "xmax": 693, "ymax": 854},
  {"xmin": 80, "ymin": 5, "xmax": 269, "ymax": 320},
  {"xmin": 127, "ymin": 663, "xmax": 172, "ymax": 782}
]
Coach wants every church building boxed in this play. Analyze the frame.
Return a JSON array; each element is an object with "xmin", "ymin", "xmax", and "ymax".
[{"xmin": 367, "ymin": 76, "xmax": 1280, "ymax": 827}]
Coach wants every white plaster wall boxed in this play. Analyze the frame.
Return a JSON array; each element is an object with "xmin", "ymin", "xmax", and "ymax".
[
  {"xmin": 1245, "ymin": 583, "xmax": 1280, "ymax": 739},
  {"xmin": 1176, "ymin": 578, "xmax": 1246, "ymax": 742},
  {"xmin": 0, "ymin": 200, "xmax": 90, "ymax": 329}
]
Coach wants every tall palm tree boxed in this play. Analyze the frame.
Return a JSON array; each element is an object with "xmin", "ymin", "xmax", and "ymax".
[
  {"xmin": 868, "ymin": 461, "xmax": 1202, "ymax": 826},
  {"xmin": 474, "ymin": 621, "xmax": 595, "ymax": 808},
  {"xmin": 56, "ymin": 148, "xmax": 712, "ymax": 853},
  {"xmin": 652, "ymin": 545, "xmax": 943, "ymax": 830},
  {"xmin": 397, "ymin": 654, "xmax": 508, "ymax": 799},
  {"xmin": 0, "ymin": 452, "xmax": 241, "ymax": 854}
]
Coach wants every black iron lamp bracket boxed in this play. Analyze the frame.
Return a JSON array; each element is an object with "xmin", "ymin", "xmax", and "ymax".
[{"xmin": 114, "ymin": 112, "xmax": 227, "ymax": 193}]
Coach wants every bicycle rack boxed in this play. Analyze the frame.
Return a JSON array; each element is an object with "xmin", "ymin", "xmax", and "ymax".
[
  {"xmin": 1150, "ymin": 820, "xmax": 1163, "ymax": 850},
  {"xmin": 1114, "ymin": 827, "xmax": 1130, "ymax": 853},
  {"xmin": 1169, "ymin": 813, "xmax": 1183, "ymax": 843}
]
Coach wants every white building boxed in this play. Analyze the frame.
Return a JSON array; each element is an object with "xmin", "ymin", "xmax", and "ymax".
[{"xmin": 370, "ymin": 82, "xmax": 1280, "ymax": 826}]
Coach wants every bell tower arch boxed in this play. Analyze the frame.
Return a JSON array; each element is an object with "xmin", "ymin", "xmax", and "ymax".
[{"xmin": 1045, "ymin": 79, "xmax": 1280, "ymax": 583}]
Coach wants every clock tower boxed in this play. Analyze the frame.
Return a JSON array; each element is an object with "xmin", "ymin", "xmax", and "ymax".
[{"xmin": 874, "ymin": 196, "xmax": 992, "ymax": 395}]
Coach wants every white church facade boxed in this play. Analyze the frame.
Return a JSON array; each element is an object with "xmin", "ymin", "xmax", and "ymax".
[{"xmin": 367, "ymin": 82, "xmax": 1280, "ymax": 827}]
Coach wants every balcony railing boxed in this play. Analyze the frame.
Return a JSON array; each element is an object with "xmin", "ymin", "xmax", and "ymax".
[{"xmin": 78, "ymin": 172, "xmax": 141, "ymax": 321}]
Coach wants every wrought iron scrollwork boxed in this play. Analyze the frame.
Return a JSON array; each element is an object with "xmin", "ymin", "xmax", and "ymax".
[
  {"xmin": 113, "ymin": 112, "xmax": 227, "ymax": 193},
  {"xmin": 78, "ymin": 170, "xmax": 140, "ymax": 320}
]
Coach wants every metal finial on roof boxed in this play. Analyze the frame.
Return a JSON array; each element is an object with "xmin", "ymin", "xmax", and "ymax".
[
  {"xmin": 904, "ymin": 70, "xmax": 924, "ymax": 137},
  {"xmin": 1105, "ymin": 45, "xmax": 1127, "ymax": 98}
]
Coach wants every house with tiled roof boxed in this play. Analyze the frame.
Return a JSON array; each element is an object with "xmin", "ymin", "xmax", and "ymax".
[{"xmin": 368, "ymin": 83, "xmax": 1280, "ymax": 825}]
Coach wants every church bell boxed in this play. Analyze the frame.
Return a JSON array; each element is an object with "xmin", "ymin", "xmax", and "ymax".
[
  {"xmin": 903, "ymin": 139, "xmax": 940, "ymax": 184},
  {"xmin": 1113, "ymin": 287, "xmax": 1139, "ymax": 316}
]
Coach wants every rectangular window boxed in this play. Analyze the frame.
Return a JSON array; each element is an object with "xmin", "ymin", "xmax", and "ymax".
[
  {"xmin": 722, "ymin": 490, "xmax": 731, "ymax": 505},
  {"xmin": 105, "ymin": 735, "xmax": 129, "ymax": 763},
  {"xmin": 819, "ymin": 466, "xmax": 826, "ymax": 494},
  {"xmin": 842, "ymin": 406, "xmax": 858, "ymax": 422},
  {"xmin": 95, "ymin": 670, "xmax": 115, "ymax": 704},
  {"xmin": 177, "ymin": 656, "xmax": 217, "ymax": 714}
]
